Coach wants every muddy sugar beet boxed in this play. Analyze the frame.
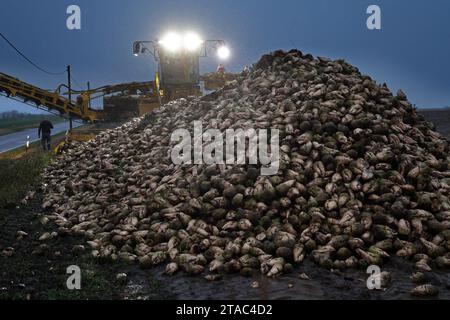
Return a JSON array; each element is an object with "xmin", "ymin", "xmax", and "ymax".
[
  {"xmin": 170, "ymin": 120, "xmax": 280, "ymax": 176},
  {"xmin": 42, "ymin": 49, "xmax": 450, "ymax": 277}
]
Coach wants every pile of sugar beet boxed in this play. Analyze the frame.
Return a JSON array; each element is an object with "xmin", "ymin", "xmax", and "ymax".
[{"xmin": 42, "ymin": 49, "xmax": 450, "ymax": 279}]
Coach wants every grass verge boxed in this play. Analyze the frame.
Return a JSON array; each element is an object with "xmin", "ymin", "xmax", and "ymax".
[{"xmin": 0, "ymin": 152, "xmax": 52, "ymax": 208}]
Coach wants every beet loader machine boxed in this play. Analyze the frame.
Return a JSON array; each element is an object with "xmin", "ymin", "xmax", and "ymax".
[{"xmin": 0, "ymin": 32, "xmax": 237, "ymax": 145}]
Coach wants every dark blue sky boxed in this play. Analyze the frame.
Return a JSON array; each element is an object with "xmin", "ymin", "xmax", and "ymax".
[{"xmin": 1, "ymin": 0, "xmax": 449, "ymax": 113}]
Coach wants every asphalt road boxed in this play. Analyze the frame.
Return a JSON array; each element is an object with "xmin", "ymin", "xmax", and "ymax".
[{"xmin": 0, "ymin": 121, "xmax": 81, "ymax": 153}]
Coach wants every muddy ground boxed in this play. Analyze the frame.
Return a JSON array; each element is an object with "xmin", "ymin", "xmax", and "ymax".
[
  {"xmin": 1, "ymin": 109, "xmax": 450, "ymax": 300},
  {"xmin": 1, "ymin": 194, "xmax": 450, "ymax": 300}
]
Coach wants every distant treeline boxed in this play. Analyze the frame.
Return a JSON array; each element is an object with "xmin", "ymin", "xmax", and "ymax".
[
  {"xmin": 0, "ymin": 111, "xmax": 65, "ymax": 136},
  {"xmin": 0, "ymin": 111, "xmax": 58, "ymax": 120}
]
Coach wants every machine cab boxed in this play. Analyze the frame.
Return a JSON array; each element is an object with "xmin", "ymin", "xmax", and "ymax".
[{"xmin": 158, "ymin": 50, "xmax": 200, "ymax": 86}]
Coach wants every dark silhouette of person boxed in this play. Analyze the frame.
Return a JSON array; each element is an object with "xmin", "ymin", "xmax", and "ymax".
[{"xmin": 38, "ymin": 119, "xmax": 53, "ymax": 151}]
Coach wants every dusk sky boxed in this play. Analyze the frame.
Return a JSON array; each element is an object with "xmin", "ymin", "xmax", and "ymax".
[{"xmin": 1, "ymin": 0, "xmax": 450, "ymax": 114}]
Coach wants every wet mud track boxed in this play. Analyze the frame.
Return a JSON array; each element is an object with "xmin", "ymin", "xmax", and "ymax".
[
  {"xmin": 123, "ymin": 257, "xmax": 450, "ymax": 300},
  {"xmin": 1, "ymin": 196, "xmax": 450, "ymax": 300}
]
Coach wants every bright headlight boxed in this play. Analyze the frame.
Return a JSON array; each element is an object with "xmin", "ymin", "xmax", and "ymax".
[
  {"xmin": 217, "ymin": 46, "xmax": 230, "ymax": 59},
  {"xmin": 183, "ymin": 32, "xmax": 203, "ymax": 51},
  {"xmin": 159, "ymin": 32, "xmax": 182, "ymax": 52}
]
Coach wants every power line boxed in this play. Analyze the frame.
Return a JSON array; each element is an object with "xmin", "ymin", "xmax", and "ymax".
[
  {"xmin": 0, "ymin": 32, "xmax": 89, "ymax": 90},
  {"xmin": 0, "ymin": 32, "xmax": 66, "ymax": 76},
  {"xmin": 70, "ymin": 74, "xmax": 84, "ymax": 90}
]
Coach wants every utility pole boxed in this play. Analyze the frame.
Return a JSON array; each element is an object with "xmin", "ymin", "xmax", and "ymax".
[
  {"xmin": 87, "ymin": 81, "xmax": 91, "ymax": 109},
  {"xmin": 67, "ymin": 65, "xmax": 72, "ymax": 130}
]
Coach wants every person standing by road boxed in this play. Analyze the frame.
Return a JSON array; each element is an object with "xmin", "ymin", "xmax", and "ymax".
[{"xmin": 38, "ymin": 118, "xmax": 53, "ymax": 151}]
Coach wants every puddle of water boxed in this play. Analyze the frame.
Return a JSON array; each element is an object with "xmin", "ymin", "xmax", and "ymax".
[{"xmin": 119, "ymin": 258, "xmax": 450, "ymax": 300}]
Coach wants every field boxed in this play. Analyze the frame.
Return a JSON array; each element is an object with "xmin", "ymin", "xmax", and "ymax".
[
  {"xmin": 419, "ymin": 108, "xmax": 450, "ymax": 139},
  {"xmin": 0, "ymin": 114, "xmax": 65, "ymax": 136}
]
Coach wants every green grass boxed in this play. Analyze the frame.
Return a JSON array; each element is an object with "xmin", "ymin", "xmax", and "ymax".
[
  {"xmin": 0, "ymin": 292, "xmax": 28, "ymax": 300},
  {"xmin": 45, "ymin": 269, "xmax": 114, "ymax": 300},
  {"xmin": 0, "ymin": 115, "xmax": 65, "ymax": 136},
  {"xmin": 0, "ymin": 152, "xmax": 53, "ymax": 207}
]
